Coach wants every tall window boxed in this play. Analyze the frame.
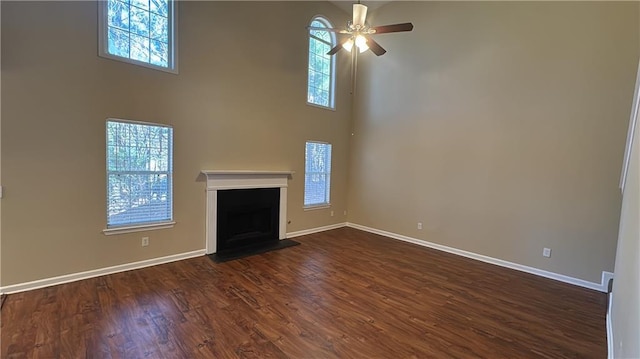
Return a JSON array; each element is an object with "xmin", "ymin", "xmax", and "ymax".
[
  {"xmin": 106, "ymin": 119, "xmax": 173, "ymax": 229},
  {"xmin": 304, "ymin": 141, "xmax": 332, "ymax": 207},
  {"xmin": 307, "ymin": 17, "xmax": 336, "ymax": 109},
  {"xmin": 98, "ymin": 0, "xmax": 177, "ymax": 73}
]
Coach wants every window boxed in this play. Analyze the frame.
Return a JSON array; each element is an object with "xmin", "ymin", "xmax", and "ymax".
[
  {"xmin": 304, "ymin": 141, "xmax": 332, "ymax": 207},
  {"xmin": 98, "ymin": 0, "xmax": 177, "ymax": 73},
  {"xmin": 307, "ymin": 17, "xmax": 336, "ymax": 109},
  {"xmin": 105, "ymin": 119, "xmax": 173, "ymax": 231}
]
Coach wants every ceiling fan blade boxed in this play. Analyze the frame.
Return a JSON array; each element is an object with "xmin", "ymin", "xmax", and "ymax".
[
  {"xmin": 307, "ymin": 26, "xmax": 345, "ymax": 33},
  {"xmin": 327, "ymin": 37, "xmax": 354, "ymax": 56},
  {"xmin": 371, "ymin": 23, "xmax": 414, "ymax": 34},
  {"xmin": 327, "ymin": 43, "xmax": 344, "ymax": 56},
  {"xmin": 353, "ymin": 3, "xmax": 368, "ymax": 27},
  {"xmin": 366, "ymin": 38, "xmax": 387, "ymax": 56}
]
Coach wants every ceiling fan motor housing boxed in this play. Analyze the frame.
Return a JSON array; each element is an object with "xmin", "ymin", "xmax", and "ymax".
[{"xmin": 353, "ymin": 4, "xmax": 368, "ymax": 27}]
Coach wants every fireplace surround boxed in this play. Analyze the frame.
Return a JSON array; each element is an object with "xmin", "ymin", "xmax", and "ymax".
[{"xmin": 201, "ymin": 170, "xmax": 293, "ymax": 254}]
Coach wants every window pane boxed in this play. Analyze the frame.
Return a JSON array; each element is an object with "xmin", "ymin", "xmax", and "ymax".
[
  {"xmin": 107, "ymin": 174, "xmax": 172, "ymax": 226},
  {"xmin": 130, "ymin": 34, "xmax": 150, "ymax": 62},
  {"xmin": 307, "ymin": 17, "xmax": 335, "ymax": 109},
  {"xmin": 308, "ymin": 70, "xmax": 315, "ymax": 89},
  {"xmin": 131, "ymin": 0, "xmax": 149, "ymax": 11},
  {"xmin": 312, "ymin": 30, "xmax": 330, "ymax": 43},
  {"xmin": 106, "ymin": 120, "xmax": 173, "ymax": 227},
  {"xmin": 150, "ymin": 13, "xmax": 168, "ymax": 42},
  {"xmin": 108, "ymin": 27, "xmax": 130, "ymax": 57},
  {"xmin": 150, "ymin": 40, "xmax": 168, "ymax": 67},
  {"xmin": 312, "ymin": 52, "xmax": 322, "ymax": 71},
  {"xmin": 315, "ymin": 71, "xmax": 325, "ymax": 88},
  {"xmin": 130, "ymin": 6, "xmax": 150, "ymax": 37},
  {"xmin": 318, "ymin": 53, "xmax": 328, "ymax": 71},
  {"xmin": 100, "ymin": 0, "xmax": 174, "ymax": 70},
  {"xmin": 108, "ymin": 0, "xmax": 129, "ymax": 30},
  {"xmin": 310, "ymin": 20, "xmax": 331, "ymax": 42},
  {"xmin": 150, "ymin": 0, "xmax": 168, "ymax": 16},
  {"xmin": 107, "ymin": 146, "xmax": 118, "ymax": 170},
  {"xmin": 304, "ymin": 142, "xmax": 332, "ymax": 206},
  {"xmin": 315, "ymin": 87, "xmax": 327, "ymax": 107}
]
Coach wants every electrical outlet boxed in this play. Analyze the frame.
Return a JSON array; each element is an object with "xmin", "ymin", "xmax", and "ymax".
[
  {"xmin": 343, "ymin": 210, "xmax": 347, "ymax": 216},
  {"xmin": 330, "ymin": 211, "xmax": 334, "ymax": 217},
  {"xmin": 417, "ymin": 222, "xmax": 423, "ymax": 230},
  {"xmin": 543, "ymin": 247, "xmax": 551, "ymax": 258},
  {"xmin": 142, "ymin": 237, "xmax": 149, "ymax": 247}
]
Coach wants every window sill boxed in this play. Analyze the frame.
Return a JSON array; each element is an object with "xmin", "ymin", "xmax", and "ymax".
[
  {"xmin": 103, "ymin": 221, "xmax": 176, "ymax": 236},
  {"xmin": 306, "ymin": 102, "xmax": 336, "ymax": 111},
  {"xmin": 304, "ymin": 204, "xmax": 331, "ymax": 211},
  {"xmin": 99, "ymin": 53, "xmax": 179, "ymax": 74}
]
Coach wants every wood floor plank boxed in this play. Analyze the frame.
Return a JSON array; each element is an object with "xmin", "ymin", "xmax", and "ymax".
[{"xmin": 1, "ymin": 228, "xmax": 607, "ymax": 358}]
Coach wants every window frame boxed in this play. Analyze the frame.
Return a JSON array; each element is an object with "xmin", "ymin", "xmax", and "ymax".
[
  {"xmin": 303, "ymin": 140, "xmax": 333, "ymax": 209},
  {"xmin": 307, "ymin": 16, "xmax": 336, "ymax": 110},
  {"xmin": 97, "ymin": 0, "xmax": 179, "ymax": 74},
  {"xmin": 103, "ymin": 118, "xmax": 175, "ymax": 235}
]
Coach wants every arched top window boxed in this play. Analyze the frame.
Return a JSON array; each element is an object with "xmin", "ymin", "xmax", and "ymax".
[{"xmin": 307, "ymin": 16, "xmax": 336, "ymax": 109}]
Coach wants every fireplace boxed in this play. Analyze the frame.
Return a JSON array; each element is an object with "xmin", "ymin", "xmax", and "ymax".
[
  {"xmin": 201, "ymin": 170, "xmax": 293, "ymax": 254},
  {"xmin": 217, "ymin": 188, "xmax": 280, "ymax": 253}
]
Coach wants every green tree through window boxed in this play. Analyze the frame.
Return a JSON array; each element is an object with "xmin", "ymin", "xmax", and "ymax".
[{"xmin": 307, "ymin": 17, "xmax": 335, "ymax": 109}]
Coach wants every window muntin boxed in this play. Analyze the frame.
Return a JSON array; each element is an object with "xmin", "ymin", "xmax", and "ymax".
[
  {"xmin": 99, "ymin": 0, "xmax": 177, "ymax": 72},
  {"xmin": 106, "ymin": 119, "xmax": 173, "ymax": 228},
  {"xmin": 307, "ymin": 17, "xmax": 336, "ymax": 109},
  {"xmin": 304, "ymin": 141, "xmax": 332, "ymax": 207}
]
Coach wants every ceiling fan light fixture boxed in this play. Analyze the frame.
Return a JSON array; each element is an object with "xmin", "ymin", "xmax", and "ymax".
[
  {"xmin": 342, "ymin": 38, "xmax": 355, "ymax": 52},
  {"xmin": 342, "ymin": 35, "xmax": 369, "ymax": 53},
  {"xmin": 355, "ymin": 34, "xmax": 369, "ymax": 53}
]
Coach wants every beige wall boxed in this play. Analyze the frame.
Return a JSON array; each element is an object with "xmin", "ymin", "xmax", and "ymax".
[
  {"xmin": 611, "ymin": 63, "xmax": 640, "ymax": 359},
  {"xmin": 348, "ymin": 2, "xmax": 639, "ymax": 283},
  {"xmin": 0, "ymin": 1, "xmax": 351, "ymax": 286},
  {"xmin": 2, "ymin": 0, "xmax": 638, "ymax": 292}
]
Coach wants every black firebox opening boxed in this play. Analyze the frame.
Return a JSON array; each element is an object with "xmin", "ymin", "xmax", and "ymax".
[{"xmin": 217, "ymin": 188, "xmax": 280, "ymax": 254}]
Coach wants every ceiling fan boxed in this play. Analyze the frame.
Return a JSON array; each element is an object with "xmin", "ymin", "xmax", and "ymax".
[{"xmin": 307, "ymin": 2, "xmax": 414, "ymax": 91}]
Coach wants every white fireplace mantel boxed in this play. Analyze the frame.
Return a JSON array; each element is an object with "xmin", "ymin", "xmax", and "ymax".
[{"xmin": 201, "ymin": 170, "xmax": 294, "ymax": 254}]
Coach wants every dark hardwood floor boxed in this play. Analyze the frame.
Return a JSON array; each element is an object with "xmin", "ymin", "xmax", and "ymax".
[{"xmin": 1, "ymin": 228, "xmax": 607, "ymax": 358}]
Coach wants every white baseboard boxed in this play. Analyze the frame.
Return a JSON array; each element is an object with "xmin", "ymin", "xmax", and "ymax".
[
  {"xmin": 607, "ymin": 292, "xmax": 614, "ymax": 359},
  {"xmin": 602, "ymin": 271, "xmax": 615, "ymax": 292},
  {"xmin": 0, "ymin": 249, "xmax": 206, "ymax": 295},
  {"xmin": 1, "ymin": 223, "xmax": 613, "ymax": 295},
  {"xmin": 0, "ymin": 222, "xmax": 348, "ymax": 295},
  {"xmin": 286, "ymin": 222, "xmax": 347, "ymax": 238},
  {"xmin": 346, "ymin": 222, "xmax": 612, "ymax": 293}
]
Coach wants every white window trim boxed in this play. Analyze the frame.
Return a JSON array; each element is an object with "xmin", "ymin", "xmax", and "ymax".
[
  {"xmin": 104, "ymin": 118, "xmax": 174, "ymax": 234},
  {"xmin": 303, "ymin": 204, "xmax": 331, "ymax": 211},
  {"xmin": 304, "ymin": 140, "xmax": 332, "ymax": 208},
  {"xmin": 307, "ymin": 101, "xmax": 337, "ymax": 112},
  {"xmin": 97, "ymin": 0, "xmax": 179, "ymax": 74},
  {"xmin": 103, "ymin": 221, "xmax": 176, "ymax": 235},
  {"xmin": 620, "ymin": 60, "xmax": 640, "ymax": 192},
  {"xmin": 307, "ymin": 16, "xmax": 336, "ymax": 110}
]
